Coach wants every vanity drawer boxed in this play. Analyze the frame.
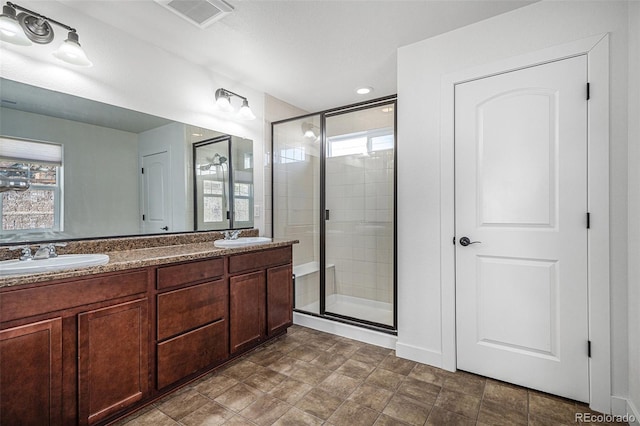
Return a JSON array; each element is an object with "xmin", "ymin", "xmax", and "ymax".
[
  {"xmin": 157, "ymin": 279, "xmax": 227, "ymax": 341},
  {"xmin": 0, "ymin": 270, "xmax": 148, "ymax": 322},
  {"xmin": 156, "ymin": 319, "xmax": 228, "ymax": 389},
  {"xmin": 228, "ymin": 246, "xmax": 292, "ymax": 274},
  {"xmin": 156, "ymin": 257, "xmax": 224, "ymax": 290}
]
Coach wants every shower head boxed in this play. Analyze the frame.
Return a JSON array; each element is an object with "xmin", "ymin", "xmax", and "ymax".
[{"xmin": 213, "ymin": 153, "xmax": 227, "ymax": 165}]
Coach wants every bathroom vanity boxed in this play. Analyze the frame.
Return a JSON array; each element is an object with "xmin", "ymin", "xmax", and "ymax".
[{"xmin": 0, "ymin": 234, "xmax": 296, "ymax": 425}]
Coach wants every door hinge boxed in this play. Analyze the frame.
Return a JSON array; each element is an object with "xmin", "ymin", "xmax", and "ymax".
[
  {"xmin": 453, "ymin": 236, "xmax": 456, "ymax": 245},
  {"xmin": 587, "ymin": 82, "xmax": 590, "ymax": 100},
  {"xmin": 141, "ymin": 167, "xmax": 144, "ymax": 174},
  {"xmin": 587, "ymin": 212, "xmax": 591, "ymax": 229},
  {"xmin": 325, "ymin": 209, "xmax": 330, "ymax": 220},
  {"xmin": 142, "ymin": 214, "xmax": 145, "ymax": 221},
  {"xmin": 588, "ymin": 340, "xmax": 592, "ymax": 357}
]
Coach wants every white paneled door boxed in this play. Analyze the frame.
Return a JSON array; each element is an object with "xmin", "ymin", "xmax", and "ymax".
[
  {"xmin": 142, "ymin": 150, "xmax": 171, "ymax": 234},
  {"xmin": 455, "ymin": 55, "xmax": 589, "ymax": 402}
]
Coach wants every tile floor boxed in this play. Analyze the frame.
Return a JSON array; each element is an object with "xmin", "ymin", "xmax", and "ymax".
[{"xmin": 116, "ymin": 325, "xmax": 627, "ymax": 426}]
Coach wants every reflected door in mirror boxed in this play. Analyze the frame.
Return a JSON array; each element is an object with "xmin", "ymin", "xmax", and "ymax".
[{"xmin": 142, "ymin": 151, "xmax": 171, "ymax": 233}]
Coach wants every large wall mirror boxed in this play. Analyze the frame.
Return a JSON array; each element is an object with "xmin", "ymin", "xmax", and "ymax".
[{"xmin": 0, "ymin": 78, "xmax": 253, "ymax": 245}]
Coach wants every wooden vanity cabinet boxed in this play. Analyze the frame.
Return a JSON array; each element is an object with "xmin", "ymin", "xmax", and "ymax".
[
  {"xmin": 0, "ymin": 318, "xmax": 63, "ymax": 426},
  {"xmin": 267, "ymin": 264, "xmax": 294, "ymax": 336},
  {"xmin": 78, "ymin": 298, "xmax": 149, "ymax": 425},
  {"xmin": 0, "ymin": 269, "xmax": 150, "ymax": 426},
  {"xmin": 230, "ymin": 271, "xmax": 266, "ymax": 353},
  {"xmin": 155, "ymin": 258, "xmax": 229, "ymax": 390},
  {"xmin": 229, "ymin": 246, "xmax": 293, "ymax": 354},
  {"xmin": 0, "ymin": 244, "xmax": 294, "ymax": 425}
]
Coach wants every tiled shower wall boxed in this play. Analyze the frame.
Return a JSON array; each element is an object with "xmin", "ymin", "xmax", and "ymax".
[
  {"xmin": 272, "ymin": 138, "xmax": 320, "ymax": 268},
  {"xmin": 325, "ymin": 149, "xmax": 394, "ymax": 304}
]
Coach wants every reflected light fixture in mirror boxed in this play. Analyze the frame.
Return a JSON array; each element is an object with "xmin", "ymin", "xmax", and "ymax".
[
  {"xmin": 301, "ymin": 122, "xmax": 318, "ymax": 139},
  {"xmin": 0, "ymin": 1, "xmax": 92, "ymax": 67},
  {"xmin": 214, "ymin": 88, "xmax": 256, "ymax": 120}
]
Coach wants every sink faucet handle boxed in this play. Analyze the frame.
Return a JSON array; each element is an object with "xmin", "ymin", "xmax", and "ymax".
[
  {"xmin": 231, "ymin": 230, "xmax": 241, "ymax": 240},
  {"xmin": 41, "ymin": 242, "xmax": 66, "ymax": 258},
  {"xmin": 9, "ymin": 245, "xmax": 33, "ymax": 261}
]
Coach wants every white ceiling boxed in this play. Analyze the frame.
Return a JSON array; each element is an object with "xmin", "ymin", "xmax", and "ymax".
[{"xmin": 58, "ymin": 0, "xmax": 534, "ymax": 112}]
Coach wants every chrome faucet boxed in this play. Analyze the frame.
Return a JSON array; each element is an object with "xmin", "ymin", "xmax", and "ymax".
[
  {"xmin": 9, "ymin": 245, "xmax": 33, "ymax": 261},
  {"xmin": 33, "ymin": 242, "xmax": 67, "ymax": 260},
  {"xmin": 223, "ymin": 230, "xmax": 241, "ymax": 240}
]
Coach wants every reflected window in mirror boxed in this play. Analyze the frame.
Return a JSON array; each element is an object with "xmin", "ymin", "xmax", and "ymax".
[{"xmin": 0, "ymin": 139, "xmax": 63, "ymax": 236}]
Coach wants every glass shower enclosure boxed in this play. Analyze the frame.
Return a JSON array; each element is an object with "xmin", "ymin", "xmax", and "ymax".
[{"xmin": 272, "ymin": 97, "xmax": 396, "ymax": 331}]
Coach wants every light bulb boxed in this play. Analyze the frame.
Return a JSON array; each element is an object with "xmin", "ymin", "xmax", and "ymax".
[
  {"xmin": 236, "ymin": 99, "xmax": 256, "ymax": 120},
  {"xmin": 0, "ymin": 5, "xmax": 31, "ymax": 46},
  {"xmin": 215, "ymin": 89, "xmax": 233, "ymax": 112},
  {"xmin": 52, "ymin": 31, "xmax": 92, "ymax": 67}
]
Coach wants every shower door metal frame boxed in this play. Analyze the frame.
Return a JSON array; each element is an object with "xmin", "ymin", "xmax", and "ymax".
[
  {"xmin": 193, "ymin": 135, "xmax": 235, "ymax": 230},
  {"xmin": 271, "ymin": 95, "xmax": 398, "ymax": 334}
]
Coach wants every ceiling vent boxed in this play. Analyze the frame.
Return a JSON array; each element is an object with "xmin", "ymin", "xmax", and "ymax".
[{"xmin": 154, "ymin": 0, "xmax": 234, "ymax": 29}]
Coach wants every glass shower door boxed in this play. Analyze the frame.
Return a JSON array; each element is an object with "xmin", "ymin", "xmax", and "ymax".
[
  {"xmin": 194, "ymin": 137, "xmax": 231, "ymax": 231},
  {"xmin": 273, "ymin": 115, "xmax": 321, "ymax": 314},
  {"xmin": 323, "ymin": 103, "xmax": 395, "ymax": 327}
]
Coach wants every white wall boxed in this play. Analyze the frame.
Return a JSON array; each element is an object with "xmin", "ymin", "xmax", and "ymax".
[
  {"xmin": 0, "ymin": 0, "xmax": 266, "ymax": 234},
  {"xmin": 397, "ymin": 0, "xmax": 633, "ymax": 412},
  {"xmin": 1, "ymin": 107, "xmax": 139, "ymax": 237},
  {"xmin": 627, "ymin": 1, "xmax": 640, "ymax": 422}
]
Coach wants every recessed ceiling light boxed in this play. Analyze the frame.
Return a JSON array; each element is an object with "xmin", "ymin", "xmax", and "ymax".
[{"xmin": 356, "ymin": 87, "xmax": 373, "ymax": 95}]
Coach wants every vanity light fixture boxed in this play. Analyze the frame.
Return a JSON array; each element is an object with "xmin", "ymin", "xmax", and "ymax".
[
  {"xmin": 0, "ymin": 2, "xmax": 92, "ymax": 67},
  {"xmin": 214, "ymin": 88, "xmax": 256, "ymax": 120}
]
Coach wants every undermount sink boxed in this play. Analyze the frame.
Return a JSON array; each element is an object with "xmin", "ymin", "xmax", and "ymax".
[
  {"xmin": 0, "ymin": 254, "xmax": 110, "ymax": 276},
  {"xmin": 214, "ymin": 237, "xmax": 272, "ymax": 248}
]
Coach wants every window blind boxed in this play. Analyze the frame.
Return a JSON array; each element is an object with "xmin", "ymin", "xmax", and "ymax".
[{"xmin": 0, "ymin": 137, "xmax": 62, "ymax": 165}]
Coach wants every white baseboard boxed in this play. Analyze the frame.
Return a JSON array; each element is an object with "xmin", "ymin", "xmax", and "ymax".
[
  {"xmin": 611, "ymin": 396, "xmax": 640, "ymax": 425},
  {"xmin": 629, "ymin": 399, "xmax": 640, "ymax": 426},
  {"xmin": 293, "ymin": 312, "xmax": 397, "ymax": 349},
  {"xmin": 395, "ymin": 342, "xmax": 448, "ymax": 370}
]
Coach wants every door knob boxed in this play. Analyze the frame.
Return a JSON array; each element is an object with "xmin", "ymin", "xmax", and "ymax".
[
  {"xmin": 459, "ymin": 237, "xmax": 481, "ymax": 246},
  {"xmin": 161, "ymin": 226, "xmax": 169, "ymax": 231}
]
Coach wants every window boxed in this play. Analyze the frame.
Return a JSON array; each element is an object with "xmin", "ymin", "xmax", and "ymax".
[
  {"xmin": 279, "ymin": 147, "xmax": 305, "ymax": 163},
  {"xmin": 327, "ymin": 128, "xmax": 394, "ymax": 158},
  {"xmin": 0, "ymin": 138, "xmax": 63, "ymax": 235},
  {"xmin": 202, "ymin": 179, "xmax": 224, "ymax": 223},
  {"xmin": 233, "ymin": 182, "xmax": 252, "ymax": 224}
]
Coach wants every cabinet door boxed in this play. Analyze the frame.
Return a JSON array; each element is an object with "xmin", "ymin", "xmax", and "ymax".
[
  {"xmin": 1, "ymin": 318, "xmax": 63, "ymax": 426},
  {"xmin": 78, "ymin": 299, "xmax": 148, "ymax": 425},
  {"xmin": 230, "ymin": 271, "xmax": 265, "ymax": 354},
  {"xmin": 267, "ymin": 264, "xmax": 293, "ymax": 336}
]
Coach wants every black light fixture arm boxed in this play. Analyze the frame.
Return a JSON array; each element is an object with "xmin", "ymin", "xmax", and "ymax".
[{"xmin": 7, "ymin": 1, "xmax": 76, "ymax": 33}]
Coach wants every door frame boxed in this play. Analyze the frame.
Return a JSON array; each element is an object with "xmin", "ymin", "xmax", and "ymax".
[{"xmin": 439, "ymin": 34, "xmax": 610, "ymax": 412}]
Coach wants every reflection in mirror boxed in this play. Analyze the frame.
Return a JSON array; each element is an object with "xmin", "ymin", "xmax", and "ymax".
[
  {"xmin": 0, "ymin": 78, "xmax": 254, "ymax": 244},
  {"xmin": 194, "ymin": 135, "xmax": 254, "ymax": 231}
]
